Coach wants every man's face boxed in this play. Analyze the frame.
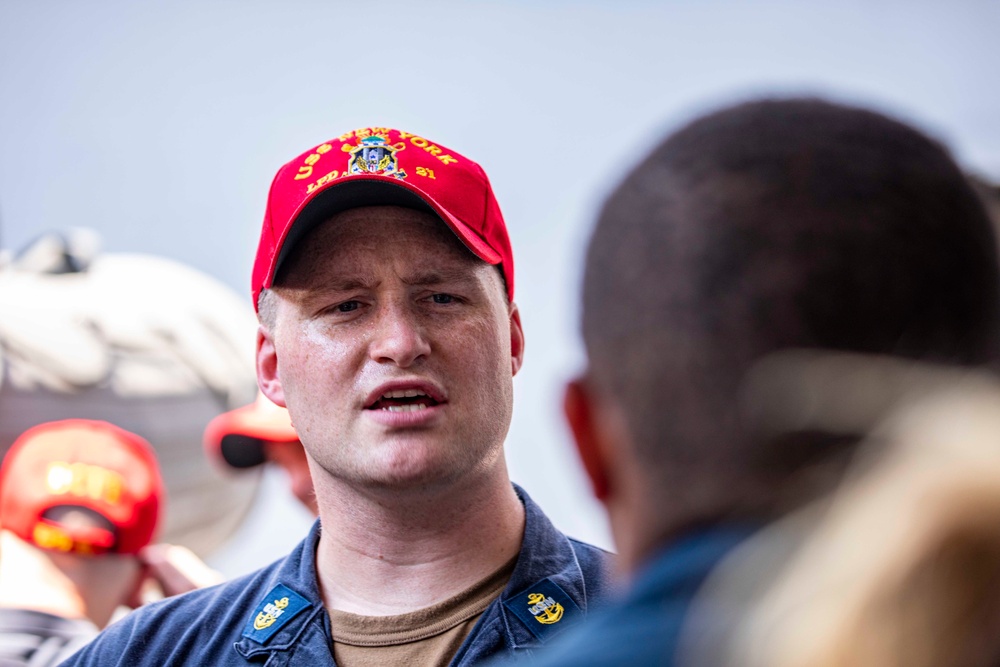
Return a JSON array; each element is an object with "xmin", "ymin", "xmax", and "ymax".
[{"xmin": 257, "ymin": 206, "xmax": 524, "ymax": 492}]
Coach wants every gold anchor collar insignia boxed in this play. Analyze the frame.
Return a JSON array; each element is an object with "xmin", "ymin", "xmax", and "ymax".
[
  {"xmin": 242, "ymin": 584, "xmax": 311, "ymax": 645},
  {"xmin": 504, "ymin": 577, "xmax": 584, "ymax": 643}
]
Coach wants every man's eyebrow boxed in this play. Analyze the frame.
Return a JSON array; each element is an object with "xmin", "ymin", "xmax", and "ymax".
[
  {"xmin": 281, "ymin": 276, "xmax": 375, "ymax": 303},
  {"xmin": 319, "ymin": 277, "xmax": 374, "ymax": 292}
]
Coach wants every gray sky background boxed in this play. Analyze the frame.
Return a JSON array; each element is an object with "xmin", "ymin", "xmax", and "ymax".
[{"xmin": 3, "ymin": 0, "xmax": 999, "ymax": 575}]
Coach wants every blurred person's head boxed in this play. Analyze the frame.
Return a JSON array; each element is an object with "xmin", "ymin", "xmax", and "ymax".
[
  {"xmin": 204, "ymin": 393, "xmax": 317, "ymax": 515},
  {"xmin": 0, "ymin": 419, "xmax": 164, "ymax": 627},
  {"xmin": 565, "ymin": 98, "xmax": 1000, "ymax": 570}
]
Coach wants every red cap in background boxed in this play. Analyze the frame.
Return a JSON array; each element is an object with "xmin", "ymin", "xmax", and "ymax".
[
  {"xmin": 0, "ymin": 420, "xmax": 163, "ymax": 556},
  {"xmin": 204, "ymin": 392, "xmax": 298, "ymax": 470},
  {"xmin": 252, "ymin": 127, "xmax": 514, "ymax": 310}
]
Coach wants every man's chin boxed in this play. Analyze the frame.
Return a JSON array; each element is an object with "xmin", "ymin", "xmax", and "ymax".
[{"xmin": 355, "ymin": 450, "xmax": 480, "ymax": 495}]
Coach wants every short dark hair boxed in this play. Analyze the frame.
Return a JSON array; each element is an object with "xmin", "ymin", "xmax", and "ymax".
[{"xmin": 582, "ymin": 98, "xmax": 1000, "ymax": 526}]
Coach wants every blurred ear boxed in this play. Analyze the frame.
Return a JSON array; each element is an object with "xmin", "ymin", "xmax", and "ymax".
[
  {"xmin": 509, "ymin": 304, "xmax": 525, "ymax": 377},
  {"xmin": 256, "ymin": 326, "xmax": 286, "ymax": 408},
  {"xmin": 564, "ymin": 377, "xmax": 610, "ymax": 502}
]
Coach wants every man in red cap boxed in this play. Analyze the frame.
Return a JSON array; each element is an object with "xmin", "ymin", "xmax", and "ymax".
[
  {"xmin": 0, "ymin": 420, "xmax": 162, "ymax": 664},
  {"xmin": 66, "ymin": 128, "xmax": 612, "ymax": 666},
  {"xmin": 0, "ymin": 419, "xmax": 227, "ymax": 666},
  {"xmin": 204, "ymin": 392, "xmax": 318, "ymax": 516}
]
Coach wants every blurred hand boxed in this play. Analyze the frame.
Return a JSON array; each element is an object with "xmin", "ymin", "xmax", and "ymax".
[{"xmin": 132, "ymin": 544, "xmax": 225, "ymax": 605}]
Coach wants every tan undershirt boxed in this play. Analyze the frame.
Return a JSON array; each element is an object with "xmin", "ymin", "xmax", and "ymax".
[{"xmin": 329, "ymin": 554, "xmax": 517, "ymax": 667}]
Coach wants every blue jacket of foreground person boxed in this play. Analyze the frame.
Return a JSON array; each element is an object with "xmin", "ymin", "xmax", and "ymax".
[
  {"xmin": 60, "ymin": 487, "xmax": 612, "ymax": 666},
  {"xmin": 503, "ymin": 527, "xmax": 753, "ymax": 667}
]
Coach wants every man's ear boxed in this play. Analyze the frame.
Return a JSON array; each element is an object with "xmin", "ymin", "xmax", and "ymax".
[
  {"xmin": 256, "ymin": 326, "xmax": 286, "ymax": 408},
  {"xmin": 509, "ymin": 304, "xmax": 525, "ymax": 377},
  {"xmin": 564, "ymin": 377, "xmax": 611, "ymax": 502}
]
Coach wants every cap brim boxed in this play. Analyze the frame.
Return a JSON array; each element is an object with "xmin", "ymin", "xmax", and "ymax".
[
  {"xmin": 217, "ymin": 434, "xmax": 268, "ymax": 469},
  {"xmin": 204, "ymin": 404, "xmax": 298, "ymax": 470},
  {"xmin": 35, "ymin": 515, "xmax": 117, "ymax": 554},
  {"xmin": 273, "ymin": 176, "xmax": 502, "ymax": 285}
]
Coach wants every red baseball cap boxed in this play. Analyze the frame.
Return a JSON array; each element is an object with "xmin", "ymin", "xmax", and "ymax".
[
  {"xmin": 0, "ymin": 420, "xmax": 163, "ymax": 556},
  {"xmin": 204, "ymin": 392, "xmax": 299, "ymax": 470},
  {"xmin": 252, "ymin": 127, "xmax": 514, "ymax": 310}
]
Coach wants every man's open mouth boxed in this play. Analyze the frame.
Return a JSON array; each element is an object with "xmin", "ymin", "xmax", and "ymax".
[{"xmin": 366, "ymin": 388, "xmax": 442, "ymax": 413}]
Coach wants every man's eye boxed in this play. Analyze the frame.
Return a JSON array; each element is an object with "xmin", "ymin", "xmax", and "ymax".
[
  {"xmin": 431, "ymin": 294, "xmax": 455, "ymax": 304},
  {"xmin": 337, "ymin": 301, "xmax": 360, "ymax": 312}
]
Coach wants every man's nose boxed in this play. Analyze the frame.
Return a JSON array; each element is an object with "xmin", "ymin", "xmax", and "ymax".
[{"xmin": 368, "ymin": 302, "xmax": 431, "ymax": 367}]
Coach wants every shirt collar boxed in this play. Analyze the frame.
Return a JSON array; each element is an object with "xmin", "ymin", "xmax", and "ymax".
[
  {"xmin": 488, "ymin": 484, "xmax": 602, "ymax": 651},
  {"xmin": 233, "ymin": 483, "xmax": 599, "ymax": 658},
  {"xmin": 233, "ymin": 519, "xmax": 325, "ymax": 660}
]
